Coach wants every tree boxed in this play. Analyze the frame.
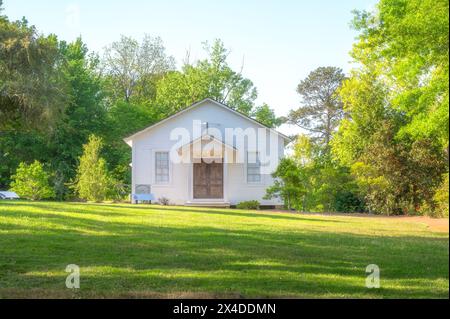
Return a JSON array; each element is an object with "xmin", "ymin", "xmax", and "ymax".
[
  {"xmin": 102, "ymin": 35, "xmax": 175, "ymax": 103},
  {"xmin": 293, "ymin": 134, "xmax": 314, "ymax": 166},
  {"xmin": 10, "ymin": 161, "xmax": 55, "ymax": 200},
  {"xmin": 0, "ymin": 5, "xmax": 68, "ymax": 188},
  {"xmin": 331, "ymin": 72, "xmax": 388, "ymax": 166},
  {"xmin": 0, "ymin": 12, "xmax": 67, "ymax": 131},
  {"xmin": 47, "ymin": 38, "xmax": 109, "ymax": 199},
  {"xmin": 331, "ymin": 0, "xmax": 449, "ymax": 215},
  {"xmin": 252, "ymin": 103, "xmax": 283, "ymax": 128},
  {"xmin": 351, "ymin": 0, "xmax": 449, "ymax": 149},
  {"xmin": 74, "ymin": 135, "xmax": 112, "ymax": 202},
  {"xmin": 290, "ymin": 134, "xmax": 361, "ymax": 212},
  {"xmin": 0, "ymin": 130, "xmax": 49, "ymax": 189},
  {"xmin": 275, "ymin": 67, "xmax": 359, "ymax": 213},
  {"xmin": 102, "ymin": 101, "xmax": 159, "ymax": 184},
  {"xmin": 264, "ymin": 158, "xmax": 307, "ymax": 210},
  {"xmin": 334, "ymin": 70, "xmax": 447, "ymax": 215},
  {"xmin": 431, "ymin": 173, "xmax": 449, "ymax": 218},
  {"xmin": 287, "ymin": 67, "xmax": 346, "ymax": 151},
  {"xmin": 155, "ymin": 39, "xmax": 258, "ymax": 115}
]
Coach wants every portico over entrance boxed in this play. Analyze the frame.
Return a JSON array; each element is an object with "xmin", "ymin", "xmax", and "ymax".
[{"xmin": 178, "ymin": 135, "xmax": 236, "ymax": 207}]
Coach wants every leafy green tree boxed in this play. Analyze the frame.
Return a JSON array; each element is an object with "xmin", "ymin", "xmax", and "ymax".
[
  {"xmin": 335, "ymin": 82, "xmax": 446, "ymax": 215},
  {"xmin": 48, "ymin": 38, "xmax": 109, "ymax": 199},
  {"xmin": 293, "ymin": 134, "xmax": 315, "ymax": 165},
  {"xmin": 311, "ymin": 164, "xmax": 362, "ymax": 213},
  {"xmin": 0, "ymin": 37, "xmax": 111, "ymax": 197},
  {"xmin": 331, "ymin": 72, "xmax": 388, "ymax": 166},
  {"xmin": 287, "ymin": 67, "xmax": 346, "ymax": 151},
  {"xmin": 351, "ymin": 0, "xmax": 449, "ymax": 148},
  {"xmin": 0, "ymin": 131, "xmax": 49, "ymax": 189},
  {"xmin": 0, "ymin": 3, "xmax": 69, "ymax": 191},
  {"xmin": 103, "ymin": 101, "xmax": 159, "ymax": 184},
  {"xmin": 0, "ymin": 10, "xmax": 67, "ymax": 131},
  {"xmin": 431, "ymin": 173, "xmax": 449, "ymax": 218},
  {"xmin": 407, "ymin": 138, "xmax": 448, "ymax": 212},
  {"xmin": 74, "ymin": 135, "xmax": 113, "ymax": 202},
  {"xmin": 10, "ymin": 161, "xmax": 55, "ymax": 200},
  {"xmin": 252, "ymin": 103, "xmax": 283, "ymax": 128},
  {"xmin": 264, "ymin": 158, "xmax": 308, "ymax": 210},
  {"xmin": 102, "ymin": 35, "xmax": 175, "ymax": 103},
  {"xmin": 155, "ymin": 39, "xmax": 258, "ymax": 115},
  {"xmin": 290, "ymin": 134, "xmax": 361, "ymax": 212},
  {"xmin": 332, "ymin": 0, "xmax": 449, "ymax": 215}
]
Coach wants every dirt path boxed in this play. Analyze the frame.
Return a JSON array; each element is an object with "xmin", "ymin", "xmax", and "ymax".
[
  {"xmin": 388, "ymin": 216, "xmax": 449, "ymax": 232},
  {"xmin": 267, "ymin": 210, "xmax": 449, "ymax": 233}
]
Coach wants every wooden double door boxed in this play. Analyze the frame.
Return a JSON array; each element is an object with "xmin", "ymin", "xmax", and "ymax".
[{"xmin": 193, "ymin": 160, "xmax": 224, "ymax": 199}]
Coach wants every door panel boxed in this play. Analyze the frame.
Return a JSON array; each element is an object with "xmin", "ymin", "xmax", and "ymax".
[
  {"xmin": 209, "ymin": 163, "xmax": 223, "ymax": 198},
  {"xmin": 193, "ymin": 161, "xmax": 223, "ymax": 199},
  {"xmin": 193, "ymin": 162, "xmax": 208, "ymax": 198}
]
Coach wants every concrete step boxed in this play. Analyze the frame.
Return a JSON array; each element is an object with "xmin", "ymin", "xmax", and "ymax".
[{"xmin": 185, "ymin": 201, "xmax": 230, "ymax": 208}]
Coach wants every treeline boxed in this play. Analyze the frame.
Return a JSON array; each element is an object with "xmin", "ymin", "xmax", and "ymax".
[
  {"xmin": 1, "ymin": 0, "xmax": 448, "ymax": 216},
  {"xmin": 265, "ymin": 0, "xmax": 449, "ymax": 217},
  {"xmin": 0, "ymin": 1, "xmax": 281, "ymax": 201}
]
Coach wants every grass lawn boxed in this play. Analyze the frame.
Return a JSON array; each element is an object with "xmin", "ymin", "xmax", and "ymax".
[{"xmin": 0, "ymin": 201, "xmax": 448, "ymax": 299}]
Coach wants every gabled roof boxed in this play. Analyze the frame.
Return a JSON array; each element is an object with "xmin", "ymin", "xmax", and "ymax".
[{"xmin": 123, "ymin": 98, "xmax": 291, "ymax": 145}]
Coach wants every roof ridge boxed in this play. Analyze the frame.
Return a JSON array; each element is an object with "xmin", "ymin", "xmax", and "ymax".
[{"xmin": 123, "ymin": 98, "xmax": 291, "ymax": 143}]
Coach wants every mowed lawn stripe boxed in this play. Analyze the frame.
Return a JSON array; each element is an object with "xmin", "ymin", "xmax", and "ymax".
[{"xmin": 0, "ymin": 201, "xmax": 448, "ymax": 298}]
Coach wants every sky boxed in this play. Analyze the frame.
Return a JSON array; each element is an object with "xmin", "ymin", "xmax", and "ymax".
[{"xmin": 3, "ymin": 0, "xmax": 377, "ymax": 136}]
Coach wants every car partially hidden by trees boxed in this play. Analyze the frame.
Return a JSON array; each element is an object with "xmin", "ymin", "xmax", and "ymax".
[{"xmin": 0, "ymin": 191, "xmax": 20, "ymax": 200}]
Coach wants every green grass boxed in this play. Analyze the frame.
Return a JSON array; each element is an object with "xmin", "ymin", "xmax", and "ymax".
[{"xmin": 0, "ymin": 201, "xmax": 448, "ymax": 299}]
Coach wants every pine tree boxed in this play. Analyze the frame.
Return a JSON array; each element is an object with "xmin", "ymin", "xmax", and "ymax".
[{"xmin": 74, "ymin": 135, "xmax": 112, "ymax": 202}]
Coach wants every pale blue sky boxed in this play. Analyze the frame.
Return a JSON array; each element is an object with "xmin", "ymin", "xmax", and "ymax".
[{"xmin": 3, "ymin": 0, "xmax": 377, "ymax": 135}]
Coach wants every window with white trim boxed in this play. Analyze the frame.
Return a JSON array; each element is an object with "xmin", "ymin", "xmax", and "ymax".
[
  {"xmin": 155, "ymin": 152, "xmax": 169, "ymax": 184},
  {"xmin": 247, "ymin": 152, "xmax": 261, "ymax": 183}
]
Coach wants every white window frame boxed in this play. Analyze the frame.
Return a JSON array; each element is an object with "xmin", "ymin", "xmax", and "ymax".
[
  {"xmin": 246, "ymin": 151, "xmax": 262, "ymax": 184},
  {"xmin": 153, "ymin": 150, "xmax": 171, "ymax": 185}
]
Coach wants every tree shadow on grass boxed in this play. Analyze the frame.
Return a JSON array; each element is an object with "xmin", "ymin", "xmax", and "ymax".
[
  {"xmin": 0, "ymin": 201, "xmax": 136, "ymax": 218},
  {"xmin": 0, "ymin": 202, "xmax": 448, "ymax": 298},
  {"xmin": 1, "ymin": 201, "xmax": 346, "ymax": 224},
  {"xmin": 143, "ymin": 205, "xmax": 347, "ymax": 223}
]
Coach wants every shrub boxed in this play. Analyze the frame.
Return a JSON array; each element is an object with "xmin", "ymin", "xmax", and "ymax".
[
  {"xmin": 264, "ymin": 158, "xmax": 306, "ymax": 210},
  {"xmin": 74, "ymin": 135, "xmax": 113, "ymax": 202},
  {"xmin": 10, "ymin": 161, "xmax": 55, "ymax": 200},
  {"xmin": 109, "ymin": 183, "xmax": 131, "ymax": 202},
  {"xmin": 158, "ymin": 197, "xmax": 170, "ymax": 206},
  {"xmin": 351, "ymin": 161, "xmax": 401, "ymax": 215},
  {"xmin": 335, "ymin": 191, "xmax": 364, "ymax": 213},
  {"xmin": 236, "ymin": 200, "xmax": 260, "ymax": 210},
  {"xmin": 431, "ymin": 173, "xmax": 449, "ymax": 218}
]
